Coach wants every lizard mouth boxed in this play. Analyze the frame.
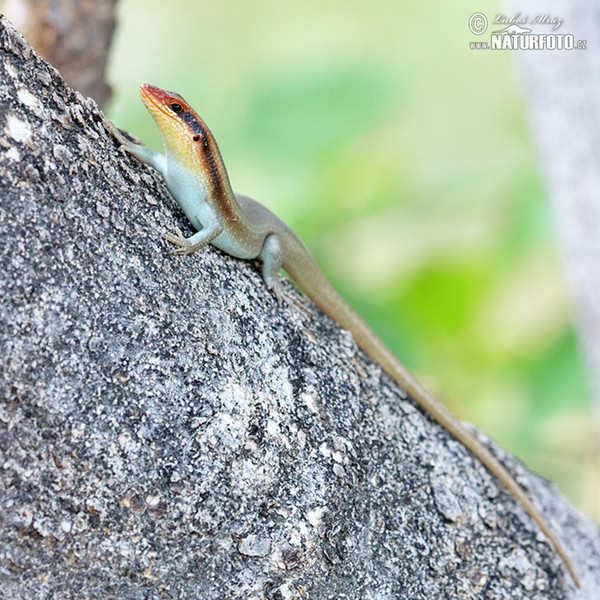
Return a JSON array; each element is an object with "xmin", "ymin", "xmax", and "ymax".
[
  {"xmin": 139, "ymin": 83, "xmax": 179, "ymax": 117},
  {"xmin": 140, "ymin": 83, "xmax": 188, "ymax": 118}
]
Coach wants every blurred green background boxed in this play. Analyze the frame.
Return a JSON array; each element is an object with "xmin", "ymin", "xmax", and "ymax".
[{"xmin": 106, "ymin": 0, "xmax": 595, "ymax": 516}]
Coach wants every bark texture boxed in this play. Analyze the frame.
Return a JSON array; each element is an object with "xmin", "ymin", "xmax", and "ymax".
[{"xmin": 0, "ymin": 17, "xmax": 599, "ymax": 600}]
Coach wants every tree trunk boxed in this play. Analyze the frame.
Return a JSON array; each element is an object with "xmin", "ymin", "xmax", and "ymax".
[
  {"xmin": 1, "ymin": 0, "xmax": 116, "ymax": 106},
  {"xmin": 508, "ymin": 0, "xmax": 600, "ymax": 414},
  {"xmin": 0, "ymin": 17, "xmax": 598, "ymax": 599}
]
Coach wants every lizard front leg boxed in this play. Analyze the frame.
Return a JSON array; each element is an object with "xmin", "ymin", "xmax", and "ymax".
[
  {"xmin": 106, "ymin": 120, "xmax": 222, "ymax": 256},
  {"xmin": 105, "ymin": 120, "xmax": 167, "ymax": 174}
]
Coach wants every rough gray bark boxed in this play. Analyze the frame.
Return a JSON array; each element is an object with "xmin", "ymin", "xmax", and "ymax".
[
  {"xmin": 0, "ymin": 17, "xmax": 598, "ymax": 600},
  {"xmin": 507, "ymin": 0, "xmax": 600, "ymax": 411}
]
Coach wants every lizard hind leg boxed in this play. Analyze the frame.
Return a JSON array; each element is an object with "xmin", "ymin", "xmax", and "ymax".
[{"xmin": 260, "ymin": 234, "xmax": 312, "ymax": 316}]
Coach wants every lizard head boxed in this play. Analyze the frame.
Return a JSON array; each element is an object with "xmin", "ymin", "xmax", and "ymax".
[{"xmin": 138, "ymin": 84, "xmax": 229, "ymax": 191}]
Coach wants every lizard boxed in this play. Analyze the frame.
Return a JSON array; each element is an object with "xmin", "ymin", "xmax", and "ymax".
[{"xmin": 105, "ymin": 83, "xmax": 579, "ymax": 587}]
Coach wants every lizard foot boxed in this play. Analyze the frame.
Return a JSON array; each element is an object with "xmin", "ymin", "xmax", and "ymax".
[
  {"xmin": 271, "ymin": 280, "xmax": 312, "ymax": 318},
  {"xmin": 163, "ymin": 228, "xmax": 198, "ymax": 256},
  {"xmin": 103, "ymin": 120, "xmax": 142, "ymax": 149}
]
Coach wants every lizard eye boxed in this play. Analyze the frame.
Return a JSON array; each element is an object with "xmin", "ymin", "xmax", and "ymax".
[
  {"xmin": 193, "ymin": 135, "xmax": 200, "ymax": 141},
  {"xmin": 170, "ymin": 103, "xmax": 182, "ymax": 113}
]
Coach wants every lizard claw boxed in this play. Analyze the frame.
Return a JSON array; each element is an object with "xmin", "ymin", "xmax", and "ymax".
[
  {"xmin": 104, "ymin": 119, "xmax": 141, "ymax": 148},
  {"xmin": 163, "ymin": 227, "xmax": 194, "ymax": 255},
  {"xmin": 271, "ymin": 280, "xmax": 312, "ymax": 317},
  {"xmin": 103, "ymin": 119, "xmax": 125, "ymax": 141},
  {"xmin": 163, "ymin": 228, "xmax": 209, "ymax": 256}
]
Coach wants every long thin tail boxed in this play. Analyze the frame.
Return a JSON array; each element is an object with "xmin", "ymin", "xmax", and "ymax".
[{"xmin": 284, "ymin": 244, "xmax": 579, "ymax": 587}]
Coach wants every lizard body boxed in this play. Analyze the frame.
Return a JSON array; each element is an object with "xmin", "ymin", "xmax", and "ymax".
[{"xmin": 107, "ymin": 84, "xmax": 578, "ymax": 586}]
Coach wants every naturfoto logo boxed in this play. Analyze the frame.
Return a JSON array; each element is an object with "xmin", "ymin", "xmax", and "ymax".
[{"xmin": 468, "ymin": 12, "xmax": 587, "ymax": 50}]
